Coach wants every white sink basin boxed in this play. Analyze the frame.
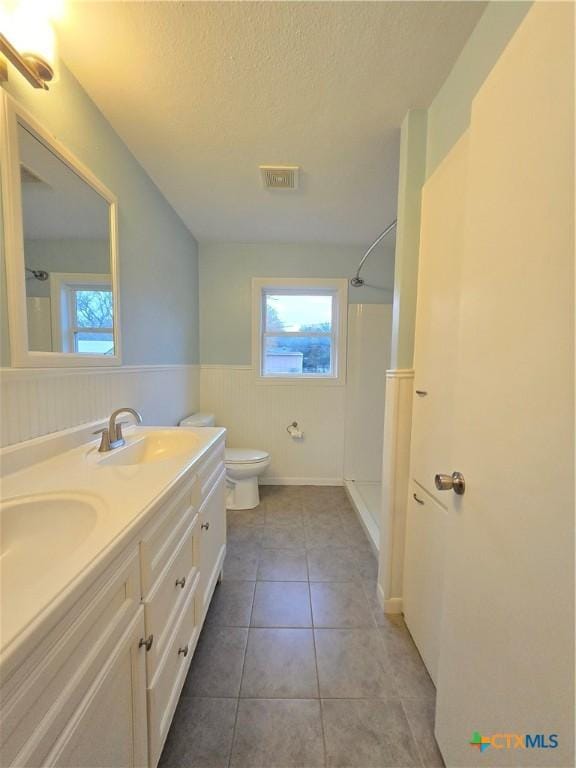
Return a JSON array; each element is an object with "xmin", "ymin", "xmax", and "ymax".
[
  {"xmin": 98, "ymin": 430, "xmax": 202, "ymax": 467},
  {"xmin": 1, "ymin": 493, "xmax": 104, "ymax": 579}
]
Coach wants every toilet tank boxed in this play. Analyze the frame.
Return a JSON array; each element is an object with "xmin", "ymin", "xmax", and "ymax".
[{"xmin": 179, "ymin": 412, "xmax": 216, "ymax": 427}]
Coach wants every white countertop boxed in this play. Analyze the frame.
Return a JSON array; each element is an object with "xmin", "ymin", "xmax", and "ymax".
[{"xmin": 0, "ymin": 425, "xmax": 226, "ymax": 670}]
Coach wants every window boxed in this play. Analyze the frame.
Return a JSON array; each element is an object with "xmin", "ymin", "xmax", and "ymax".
[
  {"xmin": 68, "ymin": 287, "xmax": 114, "ymax": 354},
  {"xmin": 49, "ymin": 273, "xmax": 115, "ymax": 355},
  {"xmin": 253, "ymin": 278, "xmax": 347, "ymax": 383}
]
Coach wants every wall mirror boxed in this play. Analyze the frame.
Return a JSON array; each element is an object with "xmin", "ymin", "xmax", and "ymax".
[{"xmin": 0, "ymin": 93, "xmax": 121, "ymax": 367}]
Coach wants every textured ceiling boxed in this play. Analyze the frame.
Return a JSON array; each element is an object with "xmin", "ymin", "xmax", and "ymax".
[{"xmin": 58, "ymin": 1, "xmax": 485, "ymax": 244}]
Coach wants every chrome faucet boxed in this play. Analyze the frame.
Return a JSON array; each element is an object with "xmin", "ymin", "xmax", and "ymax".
[{"xmin": 94, "ymin": 407, "xmax": 143, "ymax": 452}]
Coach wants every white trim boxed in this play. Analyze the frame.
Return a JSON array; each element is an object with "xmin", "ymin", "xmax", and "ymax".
[
  {"xmin": 251, "ymin": 277, "xmax": 348, "ymax": 386},
  {"xmin": 0, "ymin": 363, "xmax": 198, "ymax": 381},
  {"xmin": 199, "ymin": 364, "xmax": 253, "ymax": 371},
  {"xmin": 259, "ymin": 477, "xmax": 344, "ymax": 486},
  {"xmin": 380, "ymin": 590, "xmax": 403, "ymax": 615},
  {"xmin": 0, "ymin": 91, "xmax": 122, "ymax": 368},
  {"xmin": 386, "ymin": 368, "xmax": 415, "ymax": 379}
]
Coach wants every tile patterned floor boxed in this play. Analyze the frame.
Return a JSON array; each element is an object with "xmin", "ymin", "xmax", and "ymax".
[{"xmin": 160, "ymin": 486, "xmax": 444, "ymax": 768}]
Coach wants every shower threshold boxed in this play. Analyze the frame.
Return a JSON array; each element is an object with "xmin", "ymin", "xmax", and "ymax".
[{"xmin": 344, "ymin": 479, "xmax": 381, "ymax": 553}]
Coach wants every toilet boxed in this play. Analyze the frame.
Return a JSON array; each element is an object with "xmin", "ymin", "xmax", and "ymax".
[{"xmin": 178, "ymin": 413, "xmax": 270, "ymax": 510}]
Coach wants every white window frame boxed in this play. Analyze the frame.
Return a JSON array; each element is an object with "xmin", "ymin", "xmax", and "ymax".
[
  {"xmin": 49, "ymin": 272, "xmax": 114, "ymax": 354},
  {"xmin": 252, "ymin": 277, "xmax": 348, "ymax": 385}
]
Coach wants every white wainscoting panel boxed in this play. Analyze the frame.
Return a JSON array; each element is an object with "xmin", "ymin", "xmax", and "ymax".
[
  {"xmin": 199, "ymin": 365, "xmax": 346, "ymax": 484},
  {"xmin": 378, "ymin": 368, "xmax": 414, "ymax": 614},
  {"xmin": 0, "ymin": 364, "xmax": 200, "ymax": 447}
]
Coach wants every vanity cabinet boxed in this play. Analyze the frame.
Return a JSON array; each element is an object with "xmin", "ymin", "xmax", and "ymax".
[
  {"xmin": 197, "ymin": 468, "xmax": 227, "ymax": 619},
  {"xmin": 0, "ymin": 435, "xmax": 226, "ymax": 768},
  {"xmin": 0, "ymin": 548, "xmax": 147, "ymax": 768}
]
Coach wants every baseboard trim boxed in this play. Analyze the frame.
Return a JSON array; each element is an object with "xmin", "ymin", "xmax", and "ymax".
[
  {"xmin": 378, "ymin": 585, "xmax": 403, "ymax": 615},
  {"xmin": 260, "ymin": 477, "xmax": 344, "ymax": 486}
]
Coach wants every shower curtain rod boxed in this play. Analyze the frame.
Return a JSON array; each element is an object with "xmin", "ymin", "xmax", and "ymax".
[{"xmin": 350, "ymin": 219, "xmax": 397, "ymax": 287}]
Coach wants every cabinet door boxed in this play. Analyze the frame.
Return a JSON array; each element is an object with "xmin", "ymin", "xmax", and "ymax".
[
  {"xmin": 198, "ymin": 467, "xmax": 227, "ymax": 618},
  {"xmin": 46, "ymin": 609, "xmax": 148, "ymax": 768},
  {"xmin": 410, "ymin": 132, "xmax": 468, "ymax": 502},
  {"xmin": 403, "ymin": 483, "xmax": 447, "ymax": 684}
]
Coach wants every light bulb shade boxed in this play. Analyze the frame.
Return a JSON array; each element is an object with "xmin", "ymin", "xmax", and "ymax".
[{"xmin": 0, "ymin": 0, "xmax": 59, "ymax": 83}]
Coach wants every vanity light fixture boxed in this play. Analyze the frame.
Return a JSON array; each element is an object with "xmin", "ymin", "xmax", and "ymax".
[{"xmin": 0, "ymin": 0, "xmax": 63, "ymax": 90}]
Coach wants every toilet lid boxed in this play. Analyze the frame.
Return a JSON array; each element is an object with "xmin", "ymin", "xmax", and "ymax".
[{"xmin": 225, "ymin": 448, "xmax": 269, "ymax": 465}]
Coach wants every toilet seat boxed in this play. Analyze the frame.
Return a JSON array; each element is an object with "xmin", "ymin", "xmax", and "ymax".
[{"xmin": 225, "ymin": 448, "xmax": 269, "ymax": 465}]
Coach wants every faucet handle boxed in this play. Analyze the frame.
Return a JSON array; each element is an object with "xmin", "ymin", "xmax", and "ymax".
[{"xmin": 93, "ymin": 428, "xmax": 111, "ymax": 453}]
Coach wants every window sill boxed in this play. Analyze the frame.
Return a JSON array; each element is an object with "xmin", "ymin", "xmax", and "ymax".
[{"xmin": 254, "ymin": 373, "xmax": 345, "ymax": 386}]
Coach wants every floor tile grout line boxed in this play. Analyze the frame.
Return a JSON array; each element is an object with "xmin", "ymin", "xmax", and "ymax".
[
  {"xmin": 227, "ymin": 629, "xmax": 250, "ymax": 768},
  {"xmin": 308, "ymin": 577, "xmax": 328, "ymax": 768},
  {"xmin": 399, "ymin": 697, "xmax": 427, "ymax": 768}
]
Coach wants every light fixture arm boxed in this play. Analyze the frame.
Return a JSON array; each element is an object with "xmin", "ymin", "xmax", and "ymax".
[{"xmin": 0, "ymin": 33, "xmax": 52, "ymax": 90}]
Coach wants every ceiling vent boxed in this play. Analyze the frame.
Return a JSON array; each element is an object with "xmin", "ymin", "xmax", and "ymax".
[{"xmin": 260, "ymin": 165, "xmax": 299, "ymax": 190}]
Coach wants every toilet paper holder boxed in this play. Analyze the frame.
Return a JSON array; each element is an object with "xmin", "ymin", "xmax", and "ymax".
[{"xmin": 286, "ymin": 421, "xmax": 304, "ymax": 439}]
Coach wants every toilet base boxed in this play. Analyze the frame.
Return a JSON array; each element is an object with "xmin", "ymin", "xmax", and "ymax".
[{"xmin": 226, "ymin": 475, "xmax": 261, "ymax": 510}]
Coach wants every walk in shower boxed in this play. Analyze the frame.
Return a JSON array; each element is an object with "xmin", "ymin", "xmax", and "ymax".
[{"xmin": 344, "ymin": 303, "xmax": 392, "ymax": 550}]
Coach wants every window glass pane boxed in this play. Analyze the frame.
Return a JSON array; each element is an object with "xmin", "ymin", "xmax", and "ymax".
[
  {"xmin": 75, "ymin": 331, "xmax": 114, "ymax": 355},
  {"xmin": 74, "ymin": 290, "xmax": 113, "ymax": 328},
  {"xmin": 263, "ymin": 335, "xmax": 332, "ymax": 375},
  {"xmin": 265, "ymin": 293, "xmax": 332, "ymax": 332}
]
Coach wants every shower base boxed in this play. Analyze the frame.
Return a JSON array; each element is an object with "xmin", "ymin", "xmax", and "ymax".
[{"xmin": 344, "ymin": 479, "xmax": 381, "ymax": 553}]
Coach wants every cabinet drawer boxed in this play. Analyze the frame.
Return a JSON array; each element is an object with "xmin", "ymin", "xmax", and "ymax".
[
  {"xmin": 144, "ymin": 517, "xmax": 199, "ymax": 680},
  {"xmin": 147, "ymin": 579, "xmax": 199, "ymax": 768},
  {"xmin": 140, "ymin": 476, "xmax": 197, "ymax": 596},
  {"xmin": 198, "ymin": 468, "xmax": 227, "ymax": 620},
  {"xmin": 1, "ymin": 548, "xmax": 142, "ymax": 767}
]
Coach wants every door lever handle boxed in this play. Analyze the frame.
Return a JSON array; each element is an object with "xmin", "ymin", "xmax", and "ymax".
[{"xmin": 434, "ymin": 472, "xmax": 466, "ymax": 495}]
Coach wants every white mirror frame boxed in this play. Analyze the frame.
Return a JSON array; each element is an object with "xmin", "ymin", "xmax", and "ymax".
[{"xmin": 0, "ymin": 91, "xmax": 121, "ymax": 367}]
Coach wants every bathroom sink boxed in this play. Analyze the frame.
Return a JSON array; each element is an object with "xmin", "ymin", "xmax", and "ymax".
[
  {"xmin": 98, "ymin": 430, "xmax": 201, "ymax": 467},
  {"xmin": 0, "ymin": 493, "xmax": 103, "ymax": 574}
]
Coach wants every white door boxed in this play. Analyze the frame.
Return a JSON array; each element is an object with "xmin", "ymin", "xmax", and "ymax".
[
  {"xmin": 404, "ymin": 131, "xmax": 469, "ymax": 682},
  {"xmin": 435, "ymin": 4, "xmax": 574, "ymax": 767}
]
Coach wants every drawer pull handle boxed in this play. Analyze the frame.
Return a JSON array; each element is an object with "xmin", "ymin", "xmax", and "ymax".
[
  {"xmin": 413, "ymin": 493, "xmax": 425, "ymax": 505},
  {"xmin": 201, "ymin": 522, "xmax": 210, "ymax": 531},
  {"xmin": 415, "ymin": 390, "xmax": 428, "ymax": 396},
  {"xmin": 175, "ymin": 576, "xmax": 186, "ymax": 589},
  {"xmin": 178, "ymin": 645, "xmax": 189, "ymax": 657},
  {"xmin": 139, "ymin": 634, "xmax": 154, "ymax": 652}
]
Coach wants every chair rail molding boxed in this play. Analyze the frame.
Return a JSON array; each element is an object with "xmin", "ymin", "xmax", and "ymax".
[{"xmin": 378, "ymin": 367, "xmax": 415, "ymax": 614}]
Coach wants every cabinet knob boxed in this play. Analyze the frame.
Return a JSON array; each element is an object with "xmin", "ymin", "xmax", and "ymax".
[
  {"xmin": 139, "ymin": 634, "xmax": 154, "ymax": 652},
  {"xmin": 178, "ymin": 645, "xmax": 189, "ymax": 657},
  {"xmin": 175, "ymin": 576, "xmax": 186, "ymax": 589},
  {"xmin": 201, "ymin": 522, "xmax": 210, "ymax": 531}
]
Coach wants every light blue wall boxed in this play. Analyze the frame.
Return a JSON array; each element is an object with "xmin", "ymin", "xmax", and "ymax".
[
  {"xmin": 426, "ymin": 1, "xmax": 531, "ymax": 178},
  {"xmin": 199, "ymin": 241, "xmax": 395, "ymax": 365},
  {"xmin": 0, "ymin": 63, "xmax": 199, "ymax": 366}
]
